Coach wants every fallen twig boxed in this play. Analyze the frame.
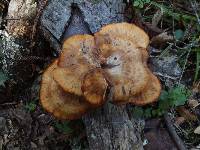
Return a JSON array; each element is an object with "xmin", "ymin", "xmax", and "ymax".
[
  {"xmin": 154, "ymin": 72, "xmax": 179, "ymax": 80},
  {"xmin": 164, "ymin": 113, "xmax": 187, "ymax": 150},
  {"xmin": 178, "ymin": 48, "xmax": 192, "ymax": 84},
  {"xmin": 0, "ymin": 102, "xmax": 18, "ymax": 106}
]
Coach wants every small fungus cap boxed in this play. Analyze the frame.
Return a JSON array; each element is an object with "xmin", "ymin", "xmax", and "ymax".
[
  {"xmin": 54, "ymin": 35, "xmax": 108, "ymax": 106},
  {"xmin": 54, "ymin": 35, "xmax": 99, "ymax": 96},
  {"xmin": 129, "ymin": 71, "xmax": 161, "ymax": 105},
  {"xmin": 95, "ymin": 22, "xmax": 149, "ymax": 49},
  {"xmin": 94, "ymin": 23, "xmax": 161, "ymax": 105},
  {"xmin": 94, "ymin": 35, "xmax": 149, "ymax": 103},
  {"xmin": 40, "ymin": 60, "xmax": 90, "ymax": 120},
  {"xmin": 82, "ymin": 68, "xmax": 108, "ymax": 106}
]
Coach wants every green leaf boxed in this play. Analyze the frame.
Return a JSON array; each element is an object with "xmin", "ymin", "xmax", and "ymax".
[
  {"xmin": 132, "ymin": 106, "xmax": 144, "ymax": 118},
  {"xmin": 168, "ymin": 86, "xmax": 190, "ymax": 107},
  {"xmin": 157, "ymin": 109, "xmax": 164, "ymax": 116},
  {"xmin": 139, "ymin": 3, "xmax": 144, "ymax": 8},
  {"xmin": 25, "ymin": 101, "xmax": 37, "ymax": 112},
  {"xmin": 159, "ymin": 90, "xmax": 168, "ymax": 101},
  {"xmin": 131, "ymin": 86, "xmax": 191, "ymax": 118},
  {"xmin": 172, "ymin": 97, "xmax": 186, "ymax": 106},
  {"xmin": 174, "ymin": 29, "xmax": 184, "ymax": 40},
  {"xmin": 133, "ymin": 1, "xmax": 140, "ymax": 7},
  {"xmin": 144, "ymin": 108, "xmax": 152, "ymax": 118},
  {"xmin": 54, "ymin": 121, "xmax": 73, "ymax": 134},
  {"xmin": 151, "ymin": 1, "xmax": 196, "ymax": 22},
  {"xmin": 133, "ymin": 0, "xmax": 151, "ymax": 8},
  {"xmin": 159, "ymin": 100, "xmax": 170, "ymax": 110}
]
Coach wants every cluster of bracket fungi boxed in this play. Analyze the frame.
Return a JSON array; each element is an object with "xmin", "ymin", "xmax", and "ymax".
[{"xmin": 40, "ymin": 23, "xmax": 161, "ymax": 120}]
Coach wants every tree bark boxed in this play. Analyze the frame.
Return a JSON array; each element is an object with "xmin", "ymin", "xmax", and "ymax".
[{"xmin": 83, "ymin": 102, "xmax": 144, "ymax": 150}]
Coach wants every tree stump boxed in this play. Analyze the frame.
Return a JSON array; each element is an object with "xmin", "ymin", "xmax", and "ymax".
[{"xmin": 40, "ymin": 0, "xmax": 144, "ymax": 149}]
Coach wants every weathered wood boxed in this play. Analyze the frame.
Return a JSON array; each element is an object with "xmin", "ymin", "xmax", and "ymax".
[
  {"xmin": 3, "ymin": 0, "xmax": 37, "ymax": 75},
  {"xmin": 40, "ymin": 0, "xmax": 127, "ymax": 52},
  {"xmin": 40, "ymin": 1, "xmax": 144, "ymax": 149},
  {"xmin": 83, "ymin": 102, "xmax": 143, "ymax": 150},
  {"xmin": 0, "ymin": 0, "xmax": 38, "ymax": 104},
  {"xmin": 7, "ymin": 0, "xmax": 37, "ymax": 39}
]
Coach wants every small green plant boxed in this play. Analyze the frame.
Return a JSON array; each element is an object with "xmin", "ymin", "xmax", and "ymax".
[
  {"xmin": 132, "ymin": 0, "xmax": 151, "ymax": 8},
  {"xmin": 25, "ymin": 101, "xmax": 37, "ymax": 112},
  {"xmin": 150, "ymin": 1, "xmax": 196, "ymax": 23},
  {"xmin": 132, "ymin": 85, "xmax": 191, "ymax": 118},
  {"xmin": 54, "ymin": 121, "xmax": 73, "ymax": 134},
  {"xmin": 194, "ymin": 48, "xmax": 200, "ymax": 81}
]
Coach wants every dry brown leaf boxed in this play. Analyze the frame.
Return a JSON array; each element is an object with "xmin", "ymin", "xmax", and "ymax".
[
  {"xmin": 176, "ymin": 106, "xmax": 198, "ymax": 122},
  {"xmin": 188, "ymin": 99, "xmax": 200, "ymax": 108},
  {"xmin": 151, "ymin": 32, "xmax": 174, "ymax": 46},
  {"xmin": 194, "ymin": 126, "xmax": 200, "ymax": 134},
  {"xmin": 174, "ymin": 117, "xmax": 185, "ymax": 126},
  {"xmin": 152, "ymin": 9, "xmax": 163, "ymax": 28}
]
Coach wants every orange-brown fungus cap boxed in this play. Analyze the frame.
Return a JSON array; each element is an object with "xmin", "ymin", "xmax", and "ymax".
[
  {"xmin": 95, "ymin": 22, "xmax": 149, "ymax": 49},
  {"xmin": 129, "ymin": 71, "xmax": 161, "ymax": 106},
  {"xmin": 40, "ymin": 60, "xmax": 90, "ymax": 120},
  {"xmin": 53, "ymin": 35, "xmax": 100, "ymax": 96},
  {"xmin": 53, "ymin": 34, "xmax": 108, "ymax": 105},
  {"xmin": 82, "ymin": 69, "xmax": 108, "ymax": 106},
  {"xmin": 53, "ymin": 64, "xmax": 90, "ymax": 96},
  {"xmin": 59, "ymin": 34, "xmax": 100, "ymax": 68},
  {"xmin": 95, "ymin": 35, "xmax": 149, "ymax": 64},
  {"xmin": 94, "ymin": 23, "xmax": 161, "ymax": 104},
  {"xmin": 40, "ymin": 23, "xmax": 162, "ymax": 120},
  {"xmin": 105, "ymin": 50, "xmax": 149, "ymax": 103},
  {"xmin": 94, "ymin": 36, "xmax": 149, "ymax": 103}
]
